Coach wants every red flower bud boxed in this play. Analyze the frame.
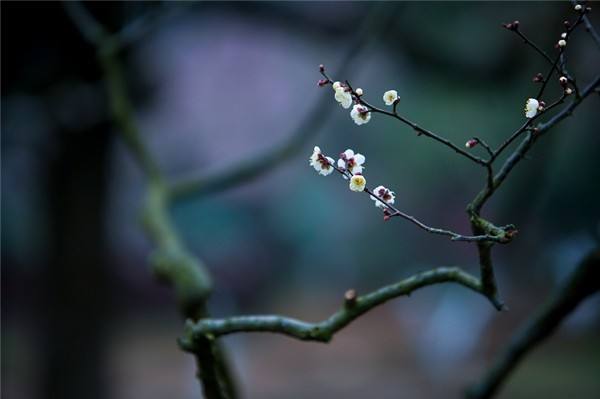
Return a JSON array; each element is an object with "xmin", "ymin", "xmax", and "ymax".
[{"xmin": 465, "ymin": 139, "xmax": 479, "ymax": 149}]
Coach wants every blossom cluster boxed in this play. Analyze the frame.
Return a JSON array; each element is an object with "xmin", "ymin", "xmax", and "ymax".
[
  {"xmin": 309, "ymin": 146, "xmax": 395, "ymax": 214},
  {"xmin": 324, "ymin": 77, "xmax": 400, "ymax": 126}
]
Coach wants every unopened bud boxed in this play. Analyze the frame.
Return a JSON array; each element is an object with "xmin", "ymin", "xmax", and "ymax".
[
  {"xmin": 574, "ymin": 4, "xmax": 582, "ymax": 11},
  {"xmin": 538, "ymin": 100, "xmax": 546, "ymax": 111},
  {"xmin": 465, "ymin": 139, "xmax": 479, "ymax": 149},
  {"xmin": 317, "ymin": 79, "xmax": 329, "ymax": 87},
  {"xmin": 383, "ymin": 209, "xmax": 392, "ymax": 221},
  {"xmin": 319, "ymin": 64, "xmax": 325, "ymax": 72},
  {"xmin": 565, "ymin": 87, "xmax": 573, "ymax": 95},
  {"xmin": 561, "ymin": 32, "xmax": 567, "ymax": 39},
  {"xmin": 559, "ymin": 76, "xmax": 568, "ymax": 86},
  {"xmin": 355, "ymin": 88, "xmax": 363, "ymax": 96},
  {"xmin": 533, "ymin": 73, "xmax": 544, "ymax": 83},
  {"xmin": 563, "ymin": 20, "xmax": 571, "ymax": 28},
  {"xmin": 558, "ymin": 39, "xmax": 567, "ymax": 48},
  {"xmin": 502, "ymin": 20, "xmax": 520, "ymax": 31}
]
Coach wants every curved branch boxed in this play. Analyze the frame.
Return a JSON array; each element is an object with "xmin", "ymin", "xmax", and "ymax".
[
  {"xmin": 467, "ymin": 249, "xmax": 600, "ymax": 399},
  {"xmin": 180, "ymin": 266, "xmax": 503, "ymax": 348}
]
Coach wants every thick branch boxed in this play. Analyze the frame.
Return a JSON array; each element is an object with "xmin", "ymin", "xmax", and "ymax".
[
  {"xmin": 65, "ymin": 3, "xmax": 236, "ymax": 398},
  {"xmin": 180, "ymin": 266, "xmax": 503, "ymax": 348},
  {"xmin": 467, "ymin": 249, "xmax": 600, "ymax": 399}
]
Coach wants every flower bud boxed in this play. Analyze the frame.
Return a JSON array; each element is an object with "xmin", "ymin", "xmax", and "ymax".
[
  {"xmin": 558, "ymin": 39, "xmax": 567, "ymax": 48},
  {"xmin": 559, "ymin": 76, "xmax": 568, "ymax": 86},
  {"xmin": 465, "ymin": 139, "xmax": 479, "ymax": 149},
  {"xmin": 319, "ymin": 64, "xmax": 325, "ymax": 72},
  {"xmin": 533, "ymin": 73, "xmax": 544, "ymax": 83},
  {"xmin": 561, "ymin": 32, "xmax": 567, "ymax": 39},
  {"xmin": 355, "ymin": 88, "xmax": 363, "ymax": 96},
  {"xmin": 317, "ymin": 79, "xmax": 329, "ymax": 87},
  {"xmin": 565, "ymin": 87, "xmax": 573, "ymax": 95},
  {"xmin": 574, "ymin": 4, "xmax": 582, "ymax": 11}
]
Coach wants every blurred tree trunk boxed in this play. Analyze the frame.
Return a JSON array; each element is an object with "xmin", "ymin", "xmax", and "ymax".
[{"xmin": 41, "ymin": 121, "xmax": 112, "ymax": 399}]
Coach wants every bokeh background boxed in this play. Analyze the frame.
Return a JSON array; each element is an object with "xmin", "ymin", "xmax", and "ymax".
[{"xmin": 2, "ymin": 2, "xmax": 600, "ymax": 398}]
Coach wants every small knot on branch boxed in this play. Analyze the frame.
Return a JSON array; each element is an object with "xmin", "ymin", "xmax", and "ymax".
[{"xmin": 344, "ymin": 289, "xmax": 358, "ymax": 307}]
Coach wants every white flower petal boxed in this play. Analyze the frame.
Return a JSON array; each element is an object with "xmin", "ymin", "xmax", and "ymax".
[
  {"xmin": 525, "ymin": 98, "xmax": 539, "ymax": 118},
  {"xmin": 349, "ymin": 175, "xmax": 366, "ymax": 192},
  {"xmin": 354, "ymin": 153, "xmax": 365, "ymax": 165},
  {"xmin": 383, "ymin": 90, "xmax": 398, "ymax": 106},
  {"xmin": 350, "ymin": 104, "xmax": 371, "ymax": 125}
]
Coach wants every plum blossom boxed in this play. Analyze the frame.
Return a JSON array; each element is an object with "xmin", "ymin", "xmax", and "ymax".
[
  {"xmin": 337, "ymin": 149, "xmax": 366, "ymax": 174},
  {"xmin": 309, "ymin": 146, "xmax": 335, "ymax": 176},
  {"xmin": 383, "ymin": 90, "xmax": 399, "ymax": 106},
  {"xmin": 349, "ymin": 174, "xmax": 366, "ymax": 192},
  {"xmin": 334, "ymin": 87, "xmax": 353, "ymax": 109},
  {"xmin": 524, "ymin": 98, "xmax": 539, "ymax": 118},
  {"xmin": 370, "ymin": 185, "xmax": 395, "ymax": 209},
  {"xmin": 350, "ymin": 104, "xmax": 371, "ymax": 125}
]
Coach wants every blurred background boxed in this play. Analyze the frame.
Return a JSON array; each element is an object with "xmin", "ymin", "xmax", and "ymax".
[{"xmin": 2, "ymin": 2, "xmax": 600, "ymax": 398}]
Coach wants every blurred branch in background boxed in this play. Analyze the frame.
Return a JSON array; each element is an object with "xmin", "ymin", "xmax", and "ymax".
[
  {"xmin": 167, "ymin": 4, "xmax": 401, "ymax": 201},
  {"xmin": 64, "ymin": 1, "xmax": 399, "ymax": 398},
  {"xmin": 467, "ymin": 248, "xmax": 600, "ymax": 399}
]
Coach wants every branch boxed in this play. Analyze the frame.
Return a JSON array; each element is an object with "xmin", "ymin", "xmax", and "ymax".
[
  {"xmin": 468, "ymin": 74, "xmax": 599, "ymax": 215},
  {"xmin": 168, "ymin": 3, "xmax": 400, "ymax": 201},
  {"xmin": 320, "ymin": 71, "xmax": 488, "ymax": 167},
  {"xmin": 582, "ymin": 13, "xmax": 600, "ymax": 50},
  {"xmin": 180, "ymin": 266, "xmax": 502, "ymax": 347},
  {"xmin": 467, "ymin": 248, "xmax": 600, "ymax": 399},
  {"xmin": 64, "ymin": 3, "xmax": 236, "ymax": 398}
]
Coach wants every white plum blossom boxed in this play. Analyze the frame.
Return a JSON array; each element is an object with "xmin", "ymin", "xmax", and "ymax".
[
  {"xmin": 309, "ymin": 146, "xmax": 335, "ymax": 176},
  {"xmin": 337, "ymin": 149, "xmax": 366, "ymax": 174},
  {"xmin": 349, "ymin": 174, "xmax": 366, "ymax": 192},
  {"xmin": 350, "ymin": 104, "xmax": 371, "ymax": 125},
  {"xmin": 524, "ymin": 98, "xmax": 539, "ymax": 118},
  {"xmin": 370, "ymin": 185, "xmax": 395, "ymax": 209},
  {"xmin": 334, "ymin": 87, "xmax": 353, "ymax": 109},
  {"xmin": 383, "ymin": 90, "xmax": 399, "ymax": 106},
  {"xmin": 332, "ymin": 81, "xmax": 342, "ymax": 91}
]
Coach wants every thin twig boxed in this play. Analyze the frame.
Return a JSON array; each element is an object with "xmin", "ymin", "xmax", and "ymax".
[
  {"xmin": 328, "ymin": 163, "xmax": 508, "ymax": 243},
  {"xmin": 320, "ymin": 71, "xmax": 488, "ymax": 167}
]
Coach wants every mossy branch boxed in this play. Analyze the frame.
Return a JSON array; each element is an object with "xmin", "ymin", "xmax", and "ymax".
[
  {"xmin": 179, "ymin": 267, "xmax": 502, "ymax": 348},
  {"xmin": 467, "ymin": 249, "xmax": 600, "ymax": 399}
]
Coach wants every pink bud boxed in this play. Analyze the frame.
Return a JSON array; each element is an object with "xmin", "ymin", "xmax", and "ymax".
[
  {"xmin": 465, "ymin": 139, "xmax": 479, "ymax": 149},
  {"xmin": 319, "ymin": 64, "xmax": 325, "ymax": 72},
  {"xmin": 317, "ymin": 79, "xmax": 329, "ymax": 87}
]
